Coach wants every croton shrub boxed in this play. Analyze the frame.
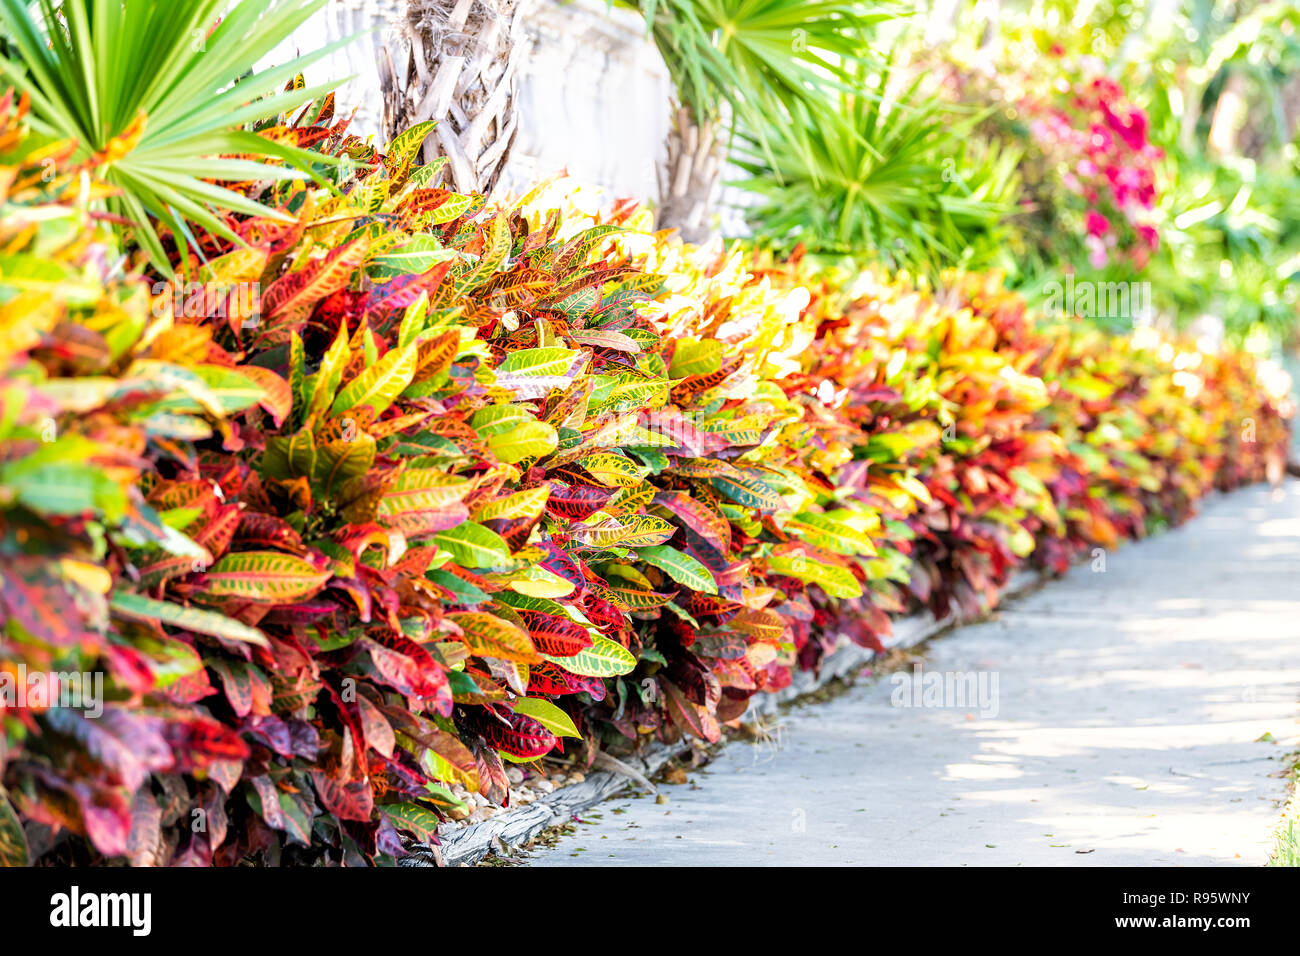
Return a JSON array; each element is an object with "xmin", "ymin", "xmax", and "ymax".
[{"xmin": 0, "ymin": 94, "xmax": 1291, "ymax": 866}]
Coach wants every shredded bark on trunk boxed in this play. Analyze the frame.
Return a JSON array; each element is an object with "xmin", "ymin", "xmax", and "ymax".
[
  {"xmin": 656, "ymin": 106, "xmax": 723, "ymax": 245},
  {"xmin": 380, "ymin": 0, "xmax": 535, "ymax": 196}
]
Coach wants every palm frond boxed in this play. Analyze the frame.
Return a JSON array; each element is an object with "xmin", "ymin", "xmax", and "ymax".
[
  {"xmin": 0, "ymin": 0, "xmax": 355, "ymax": 273},
  {"xmin": 731, "ymin": 63, "xmax": 1020, "ymax": 276},
  {"xmin": 631, "ymin": 0, "xmax": 896, "ymax": 129}
]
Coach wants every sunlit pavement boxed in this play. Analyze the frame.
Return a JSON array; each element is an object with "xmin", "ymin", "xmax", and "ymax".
[{"xmin": 526, "ymin": 481, "xmax": 1300, "ymax": 866}]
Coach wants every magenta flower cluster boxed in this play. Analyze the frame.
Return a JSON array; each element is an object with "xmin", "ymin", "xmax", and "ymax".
[{"xmin": 1030, "ymin": 72, "xmax": 1163, "ymax": 271}]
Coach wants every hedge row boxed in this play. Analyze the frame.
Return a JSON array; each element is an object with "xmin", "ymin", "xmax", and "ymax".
[{"xmin": 0, "ymin": 96, "xmax": 1290, "ymax": 865}]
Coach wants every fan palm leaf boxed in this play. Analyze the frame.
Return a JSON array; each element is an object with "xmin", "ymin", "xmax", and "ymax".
[
  {"xmin": 0, "ymin": 0, "xmax": 354, "ymax": 272},
  {"xmin": 733, "ymin": 61, "xmax": 1020, "ymax": 275},
  {"xmin": 635, "ymin": 0, "xmax": 894, "ymax": 128}
]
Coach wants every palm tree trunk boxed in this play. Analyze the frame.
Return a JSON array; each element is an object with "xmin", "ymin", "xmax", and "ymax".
[
  {"xmin": 924, "ymin": 0, "xmax": 960, "ymax": 45},
  {"xmin": 656, "ymin": 107, "xmax": 723, "ymax": 244},
  {"xmin": 1208, "ymin": 70, "xmax": 1248, "ymax": 157},
  {"xmin": 1281, "ymin": 74, "xmax": 1300, "ymax": 146},
  {"xmin": 380, "ymin": 0, "xmax": 535, "ymax": 196}
]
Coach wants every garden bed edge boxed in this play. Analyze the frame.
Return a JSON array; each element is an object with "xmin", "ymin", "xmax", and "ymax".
[{"xmin": 401, "ymin": 568, "xmax": 1045, "ymax": 867}]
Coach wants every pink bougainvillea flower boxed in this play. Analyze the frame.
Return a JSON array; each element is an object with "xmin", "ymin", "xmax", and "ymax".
[
  {"xmin": 1086, "ymin": 210, "xmax": 1110, "ymax": 236},
  {"xmin": 1131, "ymin": 243, "xmax": 1151, "ymax": 272},
  {"xmin": 1088, "ymin": 123, "xmax": 1114, "ymax": 154},
  {"xmin": 1102, "ymin": 102, "xmax": 1150, "ymax": 152},
  {"xmin": 1086, "ymin": 233, "xmax": 1109, "ymax": 268}
]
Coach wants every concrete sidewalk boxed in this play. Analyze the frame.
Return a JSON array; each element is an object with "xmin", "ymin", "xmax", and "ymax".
[{"xmin": 527, "ymin": 482, "xmax": 1300, "ymax": 866}]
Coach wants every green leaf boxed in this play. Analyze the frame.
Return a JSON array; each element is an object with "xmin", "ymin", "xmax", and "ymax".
[
  {"xmin": 309, "ymin": 322, "xmax": 351, "ymax": 418},
  {"xmin": 452, "ymin": 211, "xmax": 510, "ymax": 294},
  {"xmin": 786, "ymin": 512, "xmax": 876, "ymax": 556},
  {"xmin": 109, "ymin": 591, "xmax": 270, "ymax": 646},
  {"xmin": 0, "ymin": 786, "xmax": 29, "ymax": 867},
  {"xmin": 420, "ymin": 782, "xmax": 470, "ymax": 811},
  {"xmin": 1006, "ymin": 524, "xmax": 1035, "ymax": 558},
  {"xmin": 707, "ymin": 472, "xmax": 783, "ymax": 511},
  {"xmin": 130, "ymin": 634, "xmax": 205, "ymax": 687},
  {"xmin": 433, "ymin": 523, "xmax": 513, "ymax": 568},
  {"xmin": 426, "ymin": 568, "xmax": 490, "ymax": 605},
  {"xmin": 381, "ymin": 802, "xmax": 443, "ymax": 843},
  {"xmin": 0, "ymin": 460, "xmax": 125, "ymax": 519},
  {"xmin": 596, "ymin": 378, "xmax": 669, "ymax": 411},
  {"xmin": 511, "ymin": 698, "xmax": 582, "ymax": 739},
  {"xmin": 571, "ymin": 515, "xmax": 676, "ymax": 548},
  {"xmin": 289, "ymin": 332, "xmax": 308, "ymax": 415},
  {"xmin": 378, "ymin": 469, "xmax": 472, "ymax": 514},
  {"xmin": 487, "ymin": 420, "xmax": 558, "ymax": 464},
  {"xmin": 367, "ymin": 236, "xmax": 457, "ymax": 280},
  {"xmin": 397, "ymin": 292, "xmax": 430, "ymax": 349},
  {"xmin": 424, "ymin": 191, "xmax": 474, "ymax": 225},
  {"xmin": 470, "ymin": 404, "xmax": 534, "ymax": 437},
  {"xmin": 636, "ymin": 544, "xmax": 718, "ymax": 594},
  {"xmin": 277, "ymin": 791, "xmax": 313, "ymax": 846},
  {"xmin": 769, "ymin": 554, "xmax": 862, "ymax": 599},
  {"xmin": 473, "ymin": 486, "xmax": 550, "ymax": 522},
  {"xmin": 404, "ymin": 157, "xmax": 449, "ymax": 191},
  {"xmin": 193, "ymin": 366, "xmax": 266, "ymax": 414},
  {"xmin": 315, "ymin": 434, "xmax": 376, "ymax": 494},
  {"xmin": 331, "ymin": 343, "xmax": 417, "ymax": 416},
  {"xmin": 545, "ymin": 636, "xmax": 636, "ymax": 677},
  {"xmin": 669, "ymin": 337, "xmax": 723, "ymax": 378},
  {"xmin": 497, "ymin": 347, "xmax": 584, "ymax": 377},
  {"xmin": 385, "ymin": 120, "xmax": 438, "ymax": 170},
  {"xmin": 1062, "ymin": 373, "xmax": 1116, "ymax": 402},
  {"xmin": 264, "ymin": 427, "xmax": 317, "ymax": 480},
  {"xmin": 554, "ymin": 286, "xmax": 598, "ymax": 319},
  {"xmin": 194, "ymin": 551, "xmax": 332, "ymax": 605}
]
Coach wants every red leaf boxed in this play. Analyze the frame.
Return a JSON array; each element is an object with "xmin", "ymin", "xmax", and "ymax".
[
  {"xmin": 662, "ymin": 681, "xmax": 721, "ymax": 743},
  {"xmin": 545, "ymin": 482, "xmax": 615, "ymax": 520},
  {"xmin": 513, "ymin": 608, "xmax": 592, "ymax": 657},
  {"xmin": 164, "ymin": 715, "xmax": 251, "ymax": 769},
  {"xmin": 311, "ymin": 770, "xmax": 374, "ymax": 822},
  {"xmin": 236, "ymin": 366, "xmax": 292, "ymax": 427},
  {"xmin": 473, "ymin": 744, "xmax": 510, "ymax": 805},
  {"xmin": 363, "ymin": 261, "xmax": 454, "ymax": 318},
  {"xmin": 467, "ymin": 705, "xmax": 556, "ymax": 759},
  {"xmin": 260, "ymin": 238, "xmax": 371, "ymax": 329},
  {"xmin": 358, "ymin": 635, "xmax": 451, "ymax": 713}
]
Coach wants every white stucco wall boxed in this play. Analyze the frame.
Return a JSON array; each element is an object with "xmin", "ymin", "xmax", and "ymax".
[
  {"xmin": 262, "ymin": 0, "xmax": 403, "ymax": 143},
  {"xmin": 496, "ymin": 0, "xmax": 671, "ymax": 200},
  {"xmin": 267, "ymin": 0, "xmax": 672, "ymax": 202}
]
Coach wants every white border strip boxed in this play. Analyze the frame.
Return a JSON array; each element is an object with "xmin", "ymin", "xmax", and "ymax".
[{"xmin": 401, "ymin": 569, "xmax": 1045, "ymax": 867}]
